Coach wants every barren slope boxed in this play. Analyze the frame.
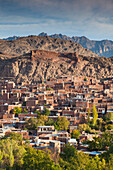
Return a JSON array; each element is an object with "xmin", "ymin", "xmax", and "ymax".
[
  {"xmin": 0, "ymin": 35, "xmax": 98, "ymax": 58},
  {"xmin": 0, "ymin": 50, "xmax": 113, "ymax": 83}
]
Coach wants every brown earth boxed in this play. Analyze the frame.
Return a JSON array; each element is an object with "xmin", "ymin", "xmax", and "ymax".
[
  {"xmin": 0, "ymin": 35, "xmax": 98, "ymax": 59},
  {"xmin": 0, "ymin": 50, "xmax": 113, "ymax": 83}
]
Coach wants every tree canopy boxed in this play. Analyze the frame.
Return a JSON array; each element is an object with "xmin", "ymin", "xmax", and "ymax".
[
  {"xmin": 42, "ymin": 108, "xmax": 50, "ymax": 116},
  {"xmin": 0, "ymin": 138, "xmax": 25, "ymax": 168},
  {"xmin": 5, "ymin": 132, "xmax": 23, "ymax": 144},
  {"xmin": 105, "ymin": 112, "xmax": 113, "ymax": 121},
  {"xmin": 71, "ymin": 129, "xmax": 80, "ymax": 139},
  {"xmin": 13, "ymin": 107, "xmax": 22, "ymax": 117},
  {"xmin": 0, "ymin": 138, "xmax": 112, "ymax": 169},
  {"xmin": 54, "ymin": 117, "xmax": 70, "ymax": 131}
]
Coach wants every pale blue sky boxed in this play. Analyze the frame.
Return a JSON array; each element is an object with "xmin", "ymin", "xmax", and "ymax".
[{"xmin": 0, "ymin": 0, "xmax": 113, "ymax": 40}]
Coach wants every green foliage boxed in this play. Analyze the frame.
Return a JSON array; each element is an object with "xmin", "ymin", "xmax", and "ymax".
[
  {"xmin": 46, "ymin": 87, "xmax": 54, "ymax": 91},
  {"xmin": 23, "ymin": 146, "xmax": 59, "ymax": 170},
  {"xmin": 60, "ymin": 144, "xmax": 106, "ymax": 170},
  {"xmin": 86, "ymin": 132, "xmax": 113, "ymax": 151},
  {"xmin": 25, "ymin": 117, "xmax": 38, "ymax": 130},
  {"xmin": 34, "ymin": 110, "xmax": 41, "ymax": 116},
  {"xmin": 45, "ymin": 119, "xmax": 54, "ymax": 126},
  {"xmin": 0, "ymin": 149, "xmax": 3, "ymax": 167},
  {"xmin": 101, "ymin": 144, "xmax": 113, "ymax": 164},
  {"xmin": 0, "ymin": 138, "xmax": 113, "ymax": 169},
  {"xmin": 0, "ymin": 139, "xmax": 25, "ymax": 168},
  {"xmin": 60, "ymin": 144, "xmax": 76, "ymax": 161},
  {"xmin": 25, "ymin": 115, "xmax": 48, "ymax": 130},
  {"xmin": 42, "ymin": 108, "xmax": 50, "ymax": 116},
  {"xmin": 13, "ymin": 107, "xmax": 22, "ymax": 117},
  {"xmin": 54, "ymin": 117, "xmax": 70, "ymax": 131},
  {"xmin": 105, "ymin": 112, "xmax": 113, "ymax": 121},
  {"xmin": 37, "ymin": 115, "xmax": 48, "ymax": 126},
  {"xmin": 5, "ymin": 132, "xmax": 23, "ymax": 144},
  {"xmin": 23, "ymin": 108, "xmax": 28, "ymax": 113},
  {"xmin": 106, "ymin": 124, "xmax": 113, "ymax": 130},
  {"xmin": 92, "ymin": 105, "xmax": 98, "ymax": 126},
  {"xmin": 97, "ymin": 118, "xmax": 103, "ymax": 131},
  {"xmin": 77, "ymin": 123, "xmax": 91, "ymax": 132},
  {"xmin": 9, "ymin": 140, "xmax": 14, "ymax": 168},
  {"xmin": 71, "ymin": 129, "xmax": 80, "ymax": 139},
  {"xmin": 108, "ymin": 154, "xmax": 113, "ymax": 170}
]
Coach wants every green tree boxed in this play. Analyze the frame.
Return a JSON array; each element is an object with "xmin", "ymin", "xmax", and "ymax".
[
  {"xmin": 98, "ymin": 118, "xmax": 103, "ymax": 130},
  {"xmin": 60, "ymin": 144, "xmax": 105, "ymax": 170},
  {"xmin": 86, "ymin": 132, "xmax": 113, "ymax": 151},
  {"xmin": 25, "ymin": 117, "xmax": 38, "ymax": 130},
  {"xmin": 42, "ymin": 108, "xmax": 50, "ymax": 116},
  {"xmin": 77, "ymin": 123, "xmax": 91, "ymax": 132},
  {"xmin": 54, "ymin": 117, "xmax": 70, "ymax": 131},
  {"xmin": 9, "ymin": 140, "xmax": 14, "ymax": 168},
  {"xmin": 13, "ymin": 107, "xmax": 22, "ymax": 117},
  {"xmin": 92, "ymin": 105, "xmax": 98, "ymax": 126},
  {"xmin": 71, "ymin": 129, "xmax": 80, "ymax": 139},
  {"xmin": 107, "ymin": 124, "xmax": 113, "ymax": 130},
  {"xmin": 60, "ymin": 144, "xmax": 76, "ymax": 161},
  {"xmin": 5, "ymin": 132, "xmax": 23, "ymax": 144},
  {"xmin": 23, "ymin": 146, "xmax": 60, "ymax": 170},
  {"xmin": 105, "ymin": 112, "xmax": 113, "ymax": 121},
  {"xmin": 37, "ymin": 115, "xmax": 48, "ymax": 126},
  {"xmin": 108, "ymin": 154, "xmax": 113, "ymax": 170},
  {"xmin": 45, "ymin": 119, "xmax": 54, "ymax": 126},
  {"xmin": 0, "ymin": 139, "xmax": 25, "ymax": 168}
]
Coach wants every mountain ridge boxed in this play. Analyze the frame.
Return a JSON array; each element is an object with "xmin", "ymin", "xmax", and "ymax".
[
  {"xmin": 0, "ymin": 35, "xmax": 97, "ymax": 58},
  {"xmin": 39, "ymin": 33, "xmax": 113, "ymax": 57},
  {"xmin": 3, "ymin": 33, "xmax": 113, "ymax": 57}
]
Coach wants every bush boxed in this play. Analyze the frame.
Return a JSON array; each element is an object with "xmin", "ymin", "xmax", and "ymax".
[{"xmin": 107, "ymin": 124, "xmax": 113, "ymax": 130}]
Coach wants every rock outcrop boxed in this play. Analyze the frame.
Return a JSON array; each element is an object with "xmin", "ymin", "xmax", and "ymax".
[{"xmin": 0, "ymin": 50, "xmax": 113, "ymax": 83}]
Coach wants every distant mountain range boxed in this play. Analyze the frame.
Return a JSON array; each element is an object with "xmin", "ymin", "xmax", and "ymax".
[
  {"xmin": 3, "ymin": 36, "xmax": 20, "ymax": 41},
  {"xmin": 3, "ymin": 33, "xmax": 113, "ymax": 57},
  {"xmin": 38, "ymin": 33, "xmax": 113, "ymax": 58}
]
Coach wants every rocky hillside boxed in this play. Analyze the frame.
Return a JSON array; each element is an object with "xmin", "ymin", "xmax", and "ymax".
[
  {"xmin": 39, "ymin": 33, "xmax": 113, "ymax": 57},
  {"xmin": 0, "ymin": 50, "xmax": 113, "ymax": 83},
  {"xmin": 0, "ymin": 35, "xmax": 98, "ymax": 58}
]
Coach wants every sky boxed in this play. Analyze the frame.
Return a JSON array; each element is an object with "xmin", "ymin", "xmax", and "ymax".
[{"xmin": 0, "ymin": 0, "xmax": 113, "ymax": 40}]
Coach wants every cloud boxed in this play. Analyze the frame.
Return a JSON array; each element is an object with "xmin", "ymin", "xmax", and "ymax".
[
  {"xmin": 0, "ymin": 0, "xmax": 113, "ymax": 40},
  {"xmin": 0, "ymin": 19, "xmax": 73, "ymax": 38}
]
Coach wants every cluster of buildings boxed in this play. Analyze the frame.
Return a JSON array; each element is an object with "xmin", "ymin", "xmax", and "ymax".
[{"xmin": 0, "ymin": 75, "xmax": 113, "ymax": 153}]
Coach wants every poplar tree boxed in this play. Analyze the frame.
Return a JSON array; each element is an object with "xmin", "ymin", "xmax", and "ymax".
[{"xmin": 92, "ymin": 105, "xmax": 98, "ymax": 126}]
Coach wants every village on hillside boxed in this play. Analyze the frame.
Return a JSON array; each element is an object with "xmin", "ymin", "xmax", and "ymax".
[{"xmin": 0, "ymin": 76, "xmax": 113, "ymax": 155}]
